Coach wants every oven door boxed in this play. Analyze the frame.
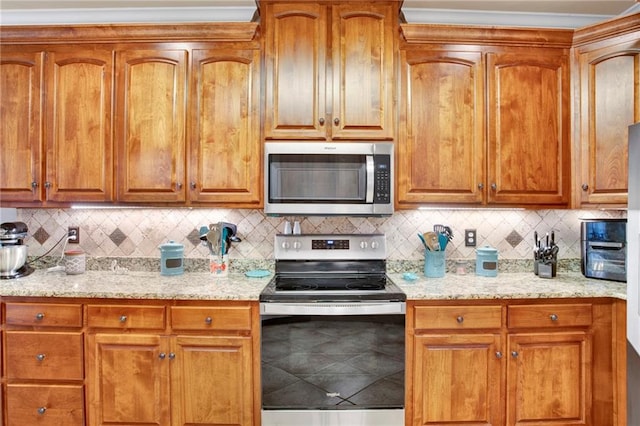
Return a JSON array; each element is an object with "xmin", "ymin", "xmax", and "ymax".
[{"xmin": 260, "ymin": 302, "xmax": 405, "ymax": 426}]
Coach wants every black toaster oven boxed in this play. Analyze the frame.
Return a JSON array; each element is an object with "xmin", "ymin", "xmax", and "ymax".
[{"xmin": 580, "ymin": 219, "xmax": 626, "ymax": 282}]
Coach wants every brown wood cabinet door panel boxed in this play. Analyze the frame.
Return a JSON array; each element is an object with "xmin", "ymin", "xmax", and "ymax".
[
  {"xmin": 414, "ymin": 305, "xmax": 502, "ymax": 330},
  {"xmin": 116, "ymin": 49, "xmax": 187, "ymax": 202},
  {"xmin": 5, "ymin": 331, "xmax": 83, "ymax": 380},
  {"xmin": 579, "ymin": 45, "xmax": 640, "ymax": 205},
  {"xmin": 507, "ymin": 331, "xmax": 591, "ymax": 425},
  {"xmin": 508, "ymin": 303, "xmax": 592, "ymax": 329},
  {"xmin": 264, "ymin": 3, "xmax": 327, "ymax": 139},
  {"xmin": 5, "ymin": 302, "xmax": 83, "ymax": 327},
  {"xmin": 487, "ymin": 51, "xmax": 570, "ymax": 206},
  {"xmin": 170, "ymin": 306, "xmax": 252, "ymax": 331},
  {"xmin": 189, "ymin": 49, "xmax": 261, "ymax": 205},
  {"xmin": 45, "ymin": 50, "xmax": 114, "ymax": 202},
  {"xmin": 331, "ymin": 3, "xmax": 395, "ymax": 140},
  {"xmin": 0, "ymin": 51, "xmax": 44, "ymax": 202},
  {"xmin": 86, "ymin": 333, "xmax": 170, "ymax": 426},
  {"xmin": 6, "ymin": 384, "xmax": 84, "ymax": 426},
  {"xmin": 413, "ymin": 333, "xmax": 502, "ymax": 425},
  {"xmin": 398, "ymin": 50, "xmax": 485, "ymax": 205},
  {"xmin": 86, "ymin": 305, "xmax": 166, "ymax": 330},
  {"xmin": 171, "ymin": 335, "xmax": 254, "ymax": 426}
]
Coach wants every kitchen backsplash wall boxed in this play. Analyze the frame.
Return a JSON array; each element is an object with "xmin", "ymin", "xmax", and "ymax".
[{"xmin": 16, "ymin": 208, "xmax": 625, "ymax": 261}]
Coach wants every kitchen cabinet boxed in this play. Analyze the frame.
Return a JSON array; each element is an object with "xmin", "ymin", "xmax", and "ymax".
[
  {"xmin": 406, "ymin": 299, "xmax": 624, "ymax": 426},
  {"xmin": 574, "ymin": 16, "xmax": 640, "ymax": 207},
  {"xmin": 86, "ymin": 301, "xmax": 259, "ymax": 426},
  {"xmin": 3, "ymin": 302, "xmax": 85, "ymax": 426},
  {"xmin": 0, "ymin": 48, "xmax": 114, "ymax": 204},
  {"xmin": 189, "ymin": 48, "xmax": 261, "ymax": 206},
  {"xmin": 398, "ymin": 26, "xmax": 572, "ymax": 207},
  {"xmin": 262, "ymin": 1, "xmax": 397, "ymax": 140}
]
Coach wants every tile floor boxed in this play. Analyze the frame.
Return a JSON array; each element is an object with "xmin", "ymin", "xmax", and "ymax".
[{"xmin": 261, "ymin": 315, "xmax": 405, "ymax": 410}]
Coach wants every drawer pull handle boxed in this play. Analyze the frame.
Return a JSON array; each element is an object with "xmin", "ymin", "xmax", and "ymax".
[
  {"xmin": 495, "ymin": 351, "xmax": 503, "ymax": 359},
  {"xmin": 511, "ymin": 351, "xmax": 519, "ymax": 358},
  {"xmin": 36, "ymin": 353, "xmax": 46, "ymax": 361},
  {"xmin": 550, "ymin": 314, "xmax": 558, "ymax": 321},
  {"xmin": 205, "ymin": 316, "xmax": 213, "ymax": 325},
  {"xmin": 37, "ymin": 407, "xmax": 47, "ymax": 415},
  {"xmin": 35, "ymin": 312, "xmax": 45, "ymax": 321},
  {"xmin": 119, "ymin": 315, "xmax": 127, "ymax": 323},
  {"xmin": 456, "ymin": 316, "xmax": 464, "ymax": 323},
  {"xmin": 159, "ymin": 352, "xmax": 166, "ymax": 360},
  {"xmin": 169, "ymin": 352, "xmax": 176, "ymax": 360}
]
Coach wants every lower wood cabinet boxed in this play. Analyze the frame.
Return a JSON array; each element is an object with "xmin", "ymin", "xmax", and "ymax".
[{"xmin": 407, "ymin": 299, "xmax": 625, "ymax": 426}]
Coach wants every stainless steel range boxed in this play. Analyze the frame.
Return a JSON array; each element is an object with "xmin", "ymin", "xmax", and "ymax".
[{"xmin": 260, "ymin": 234, "xmax": 406, "ymax": 426}]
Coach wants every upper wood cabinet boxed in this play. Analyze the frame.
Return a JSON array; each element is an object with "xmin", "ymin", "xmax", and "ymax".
[
  {"xmin": 1, "ymin": 48, "xmax": 113, "ymax": 204},
  {"xmin": 398, "ymin": 26, "xmax": 572, "ymax": 208},
  {"xmin": 189, "ymin": 48, "xmax": 261, "ymax": 206},
  {"xmin": 574, "ymin": 17, "xmax": 640, "ymax": 207},
  {"xmin": 115, "ymin": 49, "xmax": 188, "ymax": 203},
  {"xmin": 262, "ymin": 1, "xmax": 397, "ymax": 140}
]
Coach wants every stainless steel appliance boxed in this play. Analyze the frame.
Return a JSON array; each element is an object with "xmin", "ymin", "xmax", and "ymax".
[
  {"xmin": 260, "ymin": 234, "xmax": 405, "ymax": 426},
  {"xmin": 264, "ymin": 142, "xmax": 394, "ymax": 216},
  {"xmin": 0, "ymin": 221, "xmax": 34, "ymax": 279},
  {"xmin": 627, "ymin": 123, "xmax": 640, "ymax": 425},
  {"xmin": 580, "ymin": 219, "xmax": 627, "ymax": 282}
]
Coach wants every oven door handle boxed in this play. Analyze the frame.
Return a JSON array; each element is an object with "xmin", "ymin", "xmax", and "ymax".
[{"xmin": 260, "ymin": 302, "xmax": 406, "ymax": 316}]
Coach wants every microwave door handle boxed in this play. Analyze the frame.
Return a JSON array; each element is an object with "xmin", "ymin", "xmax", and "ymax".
[
  {"xmin": 587, "ymin": 241, "xmax": 625, "ymax": 250},
  {"xmin": 366, "ymin": 155, "xmax": 374, "ymax": 203}
]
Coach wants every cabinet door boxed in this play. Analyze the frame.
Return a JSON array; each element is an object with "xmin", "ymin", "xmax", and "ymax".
[
  {"xmin": 412, "ymin": 333, "xmax": 502, "ymax": 426},
  {"xmin": 171, "ymin": 335, "xmax": 254, "ymax": 426},
  {"xmin": 398, "ymin": 50, "xmax": 485, "ymax": 205},
  {"xmin": 263, "ymin": 3, "xmax": 328, "ymax": 140},
  {"xmin": 86, "ymin": 333, "xmax": 170, "ymax": 426},
  {"xmin": 45, "ymin": 50, "xmax": 113, "ymax": 202},
  {"xmin": 115, "ymin": 49, "xmax": 187, "ymax": 202},
  {"xmin": 507, "ymin": 331, "xmax": 591, "ymax": 425},
  {"xmin": 487, "ymin": 51, "xmax": 570, "ymax": 206},
  {"xmin": 578, "ymin": 42, "xmax": 640, "ymax": 206},
  {"xmin": 0, "ymin": 50, "xmax": 44, "ymax": 202},
  {"xmin": 331, "ymin": 2, "xmax": 395, "ymax": 140},
  {"xmin": 189, "ymin": 49, "xmax": 261, "ymax": 205}
]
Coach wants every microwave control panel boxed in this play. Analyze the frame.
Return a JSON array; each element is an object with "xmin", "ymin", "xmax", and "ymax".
[{"xmin": 374, "ymin": 156, "xmax": 391, "ymax": 203}]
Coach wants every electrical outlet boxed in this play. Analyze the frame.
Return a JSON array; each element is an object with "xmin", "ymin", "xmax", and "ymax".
[
  {"xmin": 68, "ymin": 227, "xmax": 80, "ymax": 244},
  {"xmin": 465, "ymin": 229, "xmax": 476, "ymax": 247}
]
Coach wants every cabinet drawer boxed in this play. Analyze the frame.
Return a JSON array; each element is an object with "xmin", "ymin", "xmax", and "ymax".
[
  {"xmin": 5, "ymin": 303, "xmax": 82, "ymax": 328},
  {"xmin": 87, "ymin": 305, "xmax": 165, "ymax": 329},
  {"xmin": 171, "ymin": 306, "xmax": 252, "ymax": 331},
  {"xmin": 6, "ymin": 384, "xmax": 84, "ymax": 426},
  {"xmin": 508, "ymin": 304, "xmax": 593, "ymax": 328},
  {"xmin": 5, "ymin": 332, "xmax": 84, "ymax": 380},
  {"xmin": 414, "ymin": 305, "xmax": 502, "ymax": 330}
]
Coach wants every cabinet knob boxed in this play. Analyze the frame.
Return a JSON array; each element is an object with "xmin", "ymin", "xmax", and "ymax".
[
  {"xmin": 205, "ymin": 316, "xmax": 213, "ymax": 325},
  {"xmin": 190, "ymin": 181, "xmax": 197, "ymax": 189},
  {"xmin": 119, "ymin": 315, "xmax": 127, "ymax": 323},
  {"xmin": 169, "ymin": 352, "xmax": 176, "ymax": 360},
  {"xmin": 44, "ymin": 181, "xmax": 52, "ymax": 189},
  {"xmin": 31, "ymin": 181, "xmax": 39, "ymax": 190},
  {"xmin": 37, "ymin": 407, "xmax": 47, "ymax": 415},
  {"xmin": 333, "ymin": 117, "xmax": 340, "ymax": 126},
  {"xmin": 176, "ymin": 182, "xmax": 183, "ymax": 190},
  {"xmin": 490, "ymin": 183, "xmax": 497, "ymax": 191},
  {"xmin": 36, "ymin": 353, "xmax": 46, "ymax": 362},
  {"xmin": 456, "ymin": 315, "xmax": 464, "ymax": 324},
  {"xmin": 35, "ymin": 312, "xmax": 45, "ymax": 321},
  {"xmin": 159, "ymin": 352, "xmax": 166, "ymax": 360},
  {"xmin": 511, "ymin": 351, "xmax": 519, "ymax": 358},
  {"xmin": 550, "ymin": 313, "xmax": 558, "ymax": 321},
  {"xmin": 581, "ymin": 183, "xmax": 589, "ymax": 191},
  {"xmin": 495, "ymin": 351, "xmax": 503, "ymax": 359},
  {"xmin": 319, "ymin": 117, "xmax": 325, "ymax": 126},
  {"xmin": 477, "ymin": 183, "xmax": 484, "ymax": 190}
]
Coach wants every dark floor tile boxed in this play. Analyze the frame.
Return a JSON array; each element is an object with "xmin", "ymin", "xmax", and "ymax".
[
  {"xmin": 346, "ymin": 351, "xmax": 405, "ymax": 376},
  {"xmin": 347, "ymin": 377, "xmax": 405, "ymax": 407},
  {"xmin": 300, "ymin": 373, "xmax": 381, "ymax": 400},
  {"xmin": 261, "ymin": 364, "xmax": 301, "ymax": 394},
  {"xmin": 262, "ymin": 378, "xmax": 347, "ymax": 408}
]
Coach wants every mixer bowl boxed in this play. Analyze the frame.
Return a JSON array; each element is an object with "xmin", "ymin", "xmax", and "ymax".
[{"xmin": 0, "ymin": 245, "xmax": 28, "ymax": 275}]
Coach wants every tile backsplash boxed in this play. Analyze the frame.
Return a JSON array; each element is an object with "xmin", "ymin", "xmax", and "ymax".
[{"xmin": 16, "ymin": 208, "xmax": 625, "ymax": 262}]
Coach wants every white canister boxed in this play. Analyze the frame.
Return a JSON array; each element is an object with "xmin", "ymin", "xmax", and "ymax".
[{"xmin": 64, "ymin": 250, "xmax": 86, "ymax": 275}]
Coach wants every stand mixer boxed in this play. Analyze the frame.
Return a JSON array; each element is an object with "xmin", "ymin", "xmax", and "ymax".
[{"xmin": 0, "ymin": 221, "xmax": 35, "ymax": 279}]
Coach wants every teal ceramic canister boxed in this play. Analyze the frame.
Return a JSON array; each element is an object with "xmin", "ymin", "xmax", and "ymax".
[
  {"xmin": 476, "ymin": 246, "xmax": 498, "ymax": 277},
  {"xmin": 159, "ymin": 240, "xmax": 184, "ymax": 276}
]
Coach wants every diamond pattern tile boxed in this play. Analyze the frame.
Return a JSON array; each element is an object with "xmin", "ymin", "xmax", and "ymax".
[{"xmin": 109, "ymin": 228, "xmax": 127, "ymax": 246}]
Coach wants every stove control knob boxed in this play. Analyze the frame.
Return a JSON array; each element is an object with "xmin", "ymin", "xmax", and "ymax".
[
  {"xmin": 360, "ymin": 241, "xmax": 368, "ymax": 249},
  {"xmin": 293, "ymin": 241, "xmax": 302, "ymax": 250},
  {"xmin": 281, "ymin": 241, "xmax": 291, "ymax": 250},
  {"xmin": 371, "ymin": 241, "xmax": 379, "ymax": 250}
]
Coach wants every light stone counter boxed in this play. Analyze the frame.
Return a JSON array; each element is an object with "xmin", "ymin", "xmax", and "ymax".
[
  {"xmin": 0, "ymin": 269, "xmax": 272, "ymax": 300},
  {"xmin": 0, "ymin": 269, "xmax": 626, "ymax": 301},
  {"xmin": 390, "ymin": 271, "xmax": 627, "ymax": 301}
]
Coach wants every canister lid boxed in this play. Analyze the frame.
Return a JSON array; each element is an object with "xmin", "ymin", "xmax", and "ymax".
[
  {"xmin": 159, "ymin": 240, "xmax": 184, "ymax": 251},
  {"xmin": 476, "ymin": 246, "xmax": 498, "ymax": 254}
]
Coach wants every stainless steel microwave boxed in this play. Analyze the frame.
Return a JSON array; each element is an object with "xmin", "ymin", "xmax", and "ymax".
[{"xmin": 264, "ymin": 142, "xmax": 394, "ymax": 216}]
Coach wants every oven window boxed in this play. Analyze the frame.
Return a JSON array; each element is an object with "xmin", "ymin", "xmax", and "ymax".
[
  {"xmin": 268, "ymin": 154, "xmax": 367, "ymax": 203},
  {"xmin": 261, "ymin": 315, "xmax": 404, "ymax": 410}
]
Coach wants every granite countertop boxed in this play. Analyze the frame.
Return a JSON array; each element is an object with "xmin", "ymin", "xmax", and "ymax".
[{"xmin": 0, "ymin": 269, "xmax": 626, "ymax": 301}]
